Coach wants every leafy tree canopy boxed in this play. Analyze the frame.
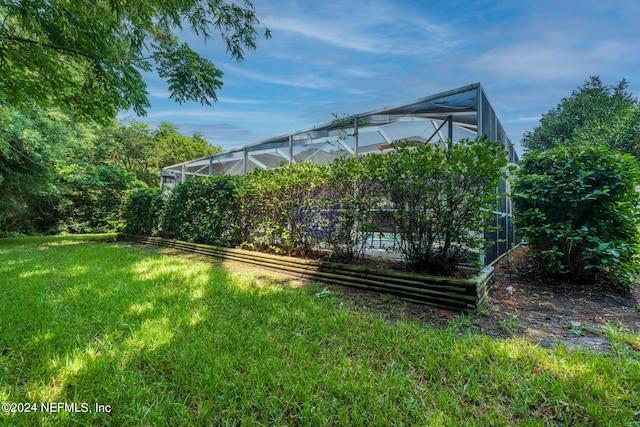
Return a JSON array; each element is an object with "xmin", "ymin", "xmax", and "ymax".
[
  {"xmin": 522, "ymin": 76, "xmax": 639, "ymax": 160},
  {"xmin": 0, "ymin": 0, "xmax": 269, "ymax": 123},
  {"xmin": 0, "ymin": 104, "xmax": 64, "ymax": 233},
  {"xmin": 95, "ymin": 119, "xmax": 221, "ymax": 186},
  {"xmin": 0, "ymin": 102, "xmax": 220, "ymax": 235}
]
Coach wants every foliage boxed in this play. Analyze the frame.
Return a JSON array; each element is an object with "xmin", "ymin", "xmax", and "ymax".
[
  {"xmin": 238, "ymin": 162, "xmax": 330, "ymax": 255},
  {"xmin": 151, "ymin": 136, "xmax": 508, "ymax": 272},
  {"xmin": 522, "ymin": 76, "xmax": 640, "ymax": 162},
  {"xmin": 370, "ymin": 137, "xmax": 509, "ymax": 274},
  {"xmin": 512, "ymin": 145, "xmax": 640, "ymax": 289},
  {"xmin": 0, "ymin": 103, "xmax": 213, "ymax": 235},
  {"xmin": 0, "ymin": 105, "xmax": 74, "ymax": 234},
  {"xmin": 152, "ymin": 122, "xmax": 219, "ymax": 171},
  {"xmin": 577, "ymin": 104, "xmax": 640, "ymax": 164},
  {"xmin": 318, "ymin": 111, "xmax": 374, "ymax": 260},
  {"xmin": 0, "ymin": 0, "xmax": 269, "ymax": 123},
  {"xmin": 121, "ymin": 187, "xmax": 165, "ymax": 236},
  {"xmin": 161, "ymin": 175, "xmax": 241, "ymax": 246},
  {"xmin": 2, "ymin": 236, "xmax": 639, "ymax": 426},
  {"xmin": 95, "ymin": 120, "xmax": 220, "ymax": 186},
  {"xmin": 54, "ymin": 164, "xmax": 143, "ymax": 233},
  {"xmin": 322, "ymin": 155, "xmax": 380, "ymax": 261},
  {"xmin": 236, "ymin": 168, "xmax": 279, "ymax": 249}
]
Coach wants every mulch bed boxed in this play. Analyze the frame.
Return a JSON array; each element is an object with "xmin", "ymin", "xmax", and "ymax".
[{"xmin": 331, "ymin": 245, "xmax": 640, "ymax": 352}]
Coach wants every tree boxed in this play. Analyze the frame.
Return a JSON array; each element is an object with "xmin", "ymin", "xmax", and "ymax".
[
  {"xmin": 93, "ymin": 120, "xmax": 221, "ymax": 186},
  {"xmin": 0, "ymin": 104, "xmax": 74, "ymax": 234},
  {"xmin": 55, "ymin": 163, "xmax": 142, "ymax": 233},
  {"xmin": 522, "ymin": 76, "xmax": 638, "ymax": 158},
  {"xmin": 0, "ymin": 101, "xmax": 216, "ymax": 235},
  {"xmin": 0, "ymin": 0, "xmax": 269, "ymax": 123},
  {"xmin": 152, "ymin": 122, "xmax": 221, "ymax": 172},
  {"xmin": 576, "ymin": 104, "xmax": 640, "ymax": 163}
]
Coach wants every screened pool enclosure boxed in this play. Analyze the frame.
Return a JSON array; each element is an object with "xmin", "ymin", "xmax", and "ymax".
[{"xmin": 160, "ymin": 83, "xmax": 519, "ymax": 265}]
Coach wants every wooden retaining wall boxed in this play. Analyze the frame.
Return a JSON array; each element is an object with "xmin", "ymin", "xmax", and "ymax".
[{"xmin": 117, "ymin": 234, "xmax": 493, "ymax": 311}]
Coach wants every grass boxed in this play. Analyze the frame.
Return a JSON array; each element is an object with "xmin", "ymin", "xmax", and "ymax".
[{"xmin": 0, "ymin": 235, "xmax": 639, "ymax": 426}]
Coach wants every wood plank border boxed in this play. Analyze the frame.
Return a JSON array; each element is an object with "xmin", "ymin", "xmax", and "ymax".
[{"xmin": 117, "ymin": 234, "xmax": 493, "ymax": 311}]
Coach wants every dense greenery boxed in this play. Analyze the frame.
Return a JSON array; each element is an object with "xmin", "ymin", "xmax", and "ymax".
[
  {"xmin": 56, "ymin": 163, "xmax": 141, "ymax": 233},
  {"xmin": 1, "ymin": 236, "xmax": 638, "ymax": 426},
  {"xmin": 513, "ymin": 145, "xmax": 640, "ymax": 289},
  {"xmin": 239, "ymin": 162, "xmax": 331, "ymax": 255},
  {"xmin": 0, "ymin": 105, "xmax": 66, "ymax": 233},
  {"xmin": 369, "ymin": 137, "xmax": 508, "ymax": 273},
  {"xmin": 0, "ymin": 0, "xmax": 269, "ymax": 123},
  {"xmin": 0, "ymin": 105, "xmax": 219, "ymax": 236},
  {"xmin": 150, "ymin": 137, "xmax": 508, "ymax": 273},
  {"xmin": 162, "ymin": 175, "xmax": 241, "ymax": 246},
  {"xmin": 0, "ymin": 0, "xmax": 258, "ymax": 235},
  {"xmin": 522, "ymin": 76, "xmax": 640, "ymax": 162},
  {"xmin": 120, "ymin": 187, "xmax": 165, "ymax": 236},
  {"xmin": 516, "ymin": 76, "xmax": 640, "ymax": 288},
  {"xmin": 96, "ymin": 121, "xmax": 219, "ymax": 187},
  {"xmin": 322, "ymin": 155, "xmax": 380, "ymax": 261}
]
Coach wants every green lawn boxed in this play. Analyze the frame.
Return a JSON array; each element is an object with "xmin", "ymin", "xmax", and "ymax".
[{"xmin": 1, "ymin": 235, "xmax": 638, "ymax": 426}]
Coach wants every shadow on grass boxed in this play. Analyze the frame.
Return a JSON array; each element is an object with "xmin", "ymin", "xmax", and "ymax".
[
  {"xmin": 0, "ymin": 235, "xmax": 638, "ymax": 426},
  {"xmin": 1, "ymin": 236, "xmax": 336, "ymax": 425}
]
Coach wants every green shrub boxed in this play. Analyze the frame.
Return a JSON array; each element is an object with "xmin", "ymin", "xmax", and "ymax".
[
  {"xmin": 153, "ymin": 137, "xmax": 510, "ymax": 274},
  {"xmin": 322, "ymin": 155, "xmax": 381, "ymax": 261},
  {"xmin": 161, "ymin": 175, "xmax": 241, "ymax": 246},
  {"xmin": 369, "ymin": 137, "xmax": 508, "ymax": 274},
  {"xmin": 238, "ymin": 162, "xmax": 330, "ymax": 255},
  {"xmin": 513, "ymin": 145, "xmax": 640, "ymax": 289},
  {"xmin": 56, "ymin": 164, "xmax": 141, "ymax": 233},
  {"xmin": 236, "ymin": 168, "xmax": 278, "ymax": 249},
  {"xmin": 121, "ymin": 187, "xmax": 165, "ymax": 235}
]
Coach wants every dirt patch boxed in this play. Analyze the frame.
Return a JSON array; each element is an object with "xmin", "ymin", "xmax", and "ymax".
[
  {"xmin": 480, "ymin": 245, "xmax": 640, "ymax": 349},
  {"xmin": 329, "ymin": 245, "xmax": 640, "ymax": 352}
]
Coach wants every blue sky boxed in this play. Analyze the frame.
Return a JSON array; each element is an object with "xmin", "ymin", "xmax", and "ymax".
[{"xmin": 131, "ymin": 0, "xmax": 640, "ymax": 155}]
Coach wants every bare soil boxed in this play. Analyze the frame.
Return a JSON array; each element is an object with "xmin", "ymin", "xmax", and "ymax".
[{"xmin": 331, "ymin": 245, "xmax": 640, "ymax": 352}]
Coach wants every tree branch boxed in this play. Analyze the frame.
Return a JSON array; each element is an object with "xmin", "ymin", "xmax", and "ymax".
[
  {"xmin": 1, "ymin": 34, "xmax": 96, "ymax": 60},
  {"xmin": 1, "ymin": 34, "xmax": 153, "ymax": 63}
]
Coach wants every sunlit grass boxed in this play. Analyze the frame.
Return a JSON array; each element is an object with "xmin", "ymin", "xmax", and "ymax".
[{"xmin": 0, "ymin": 235, "xmax": 639, "ymax": 426}]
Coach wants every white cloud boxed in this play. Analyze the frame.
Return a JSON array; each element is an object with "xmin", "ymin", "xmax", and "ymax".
[
  {"xmin": 343, "ymin": 67, "xmax": 379, "ymax": 79},
  {"xmin": 470, "ymin": 38, "xmax": 630, "ymax": 82},
  {"xmin": 223, "ymin": 63, "xmax": 339, "ymax": 90},
  {"xmin": 259, "ymin": 1, "xmax": 456, "ymax": 56},
  {"xmin": 501, "ymin": 116, "xmax": 542, "ymax": 124},
  {"xmin": 263, "ymin": 16, "xmax": 382, "ymax": 54},
  {"xmin": 146, "ymin": 87, "xmax": 171, "ymax": 99},
  {"xmin": 218, "ymin": 97, "xmax": 265, "ymax": 105},
  {"xmin": 145, "ymin": 107, "xmax": 291, "ymax": 127}
]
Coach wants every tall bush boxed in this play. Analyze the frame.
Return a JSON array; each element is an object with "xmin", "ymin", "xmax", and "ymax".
[
  {"xmin": 322, "ymin": 155, "xmax": 381, "ymax": 261},
  {"xmin": 121, "ymin": 187, "xmax": 165, "ymax": 235},
  {"xmin": 370, "ymin": 137, "xmax": 508, "ymax": 274},
  {"xmin": 238, "ymin": 162, "xmax": 329, "ymax": 255},
  {"xmin": 56, "ymin": 164, "xmax": 142, "ymax": 233},
  {"xmin": 513, "ymin": 145, "xmax": 640, "ymax": 289},
  {"xmin": 161, "ymin": 175, "xmax": 241, "ymax": 246}
]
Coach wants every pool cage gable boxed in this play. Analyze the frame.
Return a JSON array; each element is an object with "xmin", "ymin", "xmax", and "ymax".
[{"xmin": 160, "ymin": 83, "xmax": 519, "ymax": 265}]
